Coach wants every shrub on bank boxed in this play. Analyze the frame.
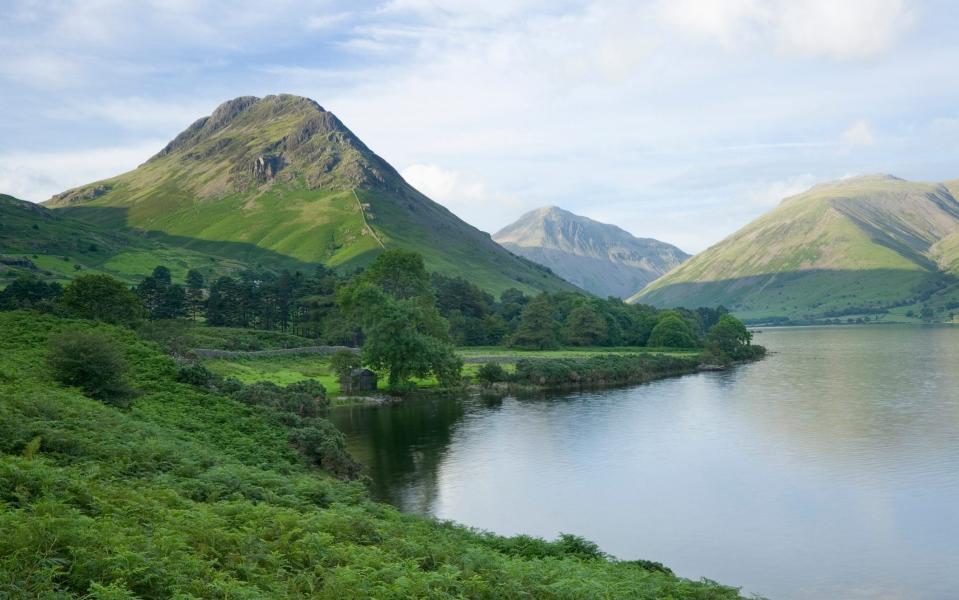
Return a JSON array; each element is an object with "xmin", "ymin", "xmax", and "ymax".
[
  {"xmin": 476, "ymin": 362, "xmax": 508, "ymax": 387},
  {"xmin": 512, "ymin": 354, "xmax": 700, "ymax": 387}
]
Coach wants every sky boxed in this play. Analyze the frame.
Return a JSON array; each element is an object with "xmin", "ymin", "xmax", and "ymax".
[{"xmin": 2, "ymin": 0, "xmax": 958, "ymax": 253}]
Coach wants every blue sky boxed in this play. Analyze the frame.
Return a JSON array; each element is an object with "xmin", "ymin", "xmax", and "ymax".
[{"xmin": 1, "ymin": 0, "xmax": 958, "ymax": 252}]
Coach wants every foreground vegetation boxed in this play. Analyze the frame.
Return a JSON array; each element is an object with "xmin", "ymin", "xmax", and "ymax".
[{"xmin": 0, "ymin": 311, "xmax": 748, "ymax": 598}]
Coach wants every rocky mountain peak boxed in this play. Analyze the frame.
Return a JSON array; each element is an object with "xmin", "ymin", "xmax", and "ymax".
[{"xmin": 494, "ymin": 205, "xmax": 689, "ymax": 298}]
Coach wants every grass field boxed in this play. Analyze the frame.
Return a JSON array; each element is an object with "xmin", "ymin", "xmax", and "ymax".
[
  {"xmin": 458, "ymin": 346, "xmax": 699, "ymax": 361},
  {"xmin": 200, "ymin": 345, "xmax": 702, "ymax": 401}
]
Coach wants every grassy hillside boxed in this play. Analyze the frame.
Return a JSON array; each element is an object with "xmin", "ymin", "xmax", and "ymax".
[
  {"xmin": 0, "ymin": 311, "xmax": 745, "ymax": 598},
  {"xmin": 47, "ymin": 95, "xmax": 575, "ymax": 296},
  {"xmin": 634, "ymin": 175, "xmax": 959, "ymax": 322},
  {"xmin": 0, "ymin": 194, "xmax": 248, "ymax": 288}
]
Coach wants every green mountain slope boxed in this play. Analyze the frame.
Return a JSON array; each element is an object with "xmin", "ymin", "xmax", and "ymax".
[
  {"xmin": 931, "ymin": 231, "xmax": 959, "ymax": 275},
  {"xmin": 493, "ymin": 206, "xmax": 689, "ymax": 298},
  {"xmin": 633, "ymin": 175, "xmax": 959, "ymax": 322},
  {"xmin": 0, "ymin": 193, "xmax": 246, "ymax": 287},
  {"xmin": 46, "ymin": 94, "xmax": 574, "ymax": 295}
]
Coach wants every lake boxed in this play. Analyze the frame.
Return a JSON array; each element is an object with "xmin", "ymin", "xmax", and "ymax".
[{"xmin": 331, "ymin": 326, "xmax": 959, "ymax": 599}]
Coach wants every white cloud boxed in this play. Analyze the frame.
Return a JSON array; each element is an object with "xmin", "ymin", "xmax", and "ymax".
[
  {"xmin": 400, "ymin": 164, "xmax": 521, "ymax": 232},
  {"xmin": 0, "ymin": 141, "xmax": 164, "ymax": 202},
  {"xmin": 776, "ymin": 0, "xmax": 916, "ymax": 60},
  {"xmin": 841, "ymin": 120, "xmax": 877, "ymax": 146},
  {"xmin": 745, "ymin": 174, "xmax": 818, "ymax": 207},
  {"xmin": 305, "ymin": 12, "xmax": 353, "ymax": 30},
  {"xmin": 0, "ymin": 54, "xmax": 83, "ymax": 88},
  {"xmin": 0, "ymin": 0, "xmax": 954, "ymax": 255},
  {"xmin": 657, "ymin": 0, "xmax": 767, "ymax": 48},
  {"xmin": 657, "ymin": 0, "xmax": 915, "ymax": 60}
]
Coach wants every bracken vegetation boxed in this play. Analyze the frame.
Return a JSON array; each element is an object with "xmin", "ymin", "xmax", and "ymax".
[{"xmin": 0, "ymin": 311, "xmax": 750, "ymax": 598}]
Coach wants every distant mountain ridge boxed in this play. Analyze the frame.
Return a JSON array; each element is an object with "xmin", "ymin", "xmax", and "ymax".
[
  {"xmin": 634, "ymin": 174, "xmax": 959, "ymax": 322},
  {"xmin": 45, "ymin": 94, "xmax": 577, "ymax": 295},
  {"xmin": 493, "ymin": 206, "xmax": 689, "ymax": 298}
]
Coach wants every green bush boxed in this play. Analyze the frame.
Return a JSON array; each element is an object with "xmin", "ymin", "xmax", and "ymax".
[
  {"xmin": 513, "ymin": 354, "xmax": 699, "ymax": 387},
  {"xmin": 705, "ymin": 314, "xmax": 753, "ymax": 361},
  {"xmin": 58, "ymin": 274, "xmax": 144, "ymax": 326},
  {"xmin": 174, "ymin": 361, "xmax": 218, "ymax": 388},
  {"xmin": 46, "ymin": 330, "xmax": 133, "ymax": 407},
  {"xmin": 329, "ymin": 349, "xmax": 362, "ymax": 380},
  {"xmin": 647, "ymin": 315, "xmax": 698, "ymax": 348},
  {"xmin": 476, "ymin": 362, "xmax": 508, "ymax": 386},
  {"xmin": 289, "ymin": 418, "xmax": 361, "ymax": 480},
  {"xmin": 232, "ymin": 380, "xmax": 329, "ymax": 419}
]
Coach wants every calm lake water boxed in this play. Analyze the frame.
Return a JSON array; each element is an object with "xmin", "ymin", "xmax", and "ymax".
[{"xmin": 331, "ymin": 326, "xmax": 959, "ymax": 600}]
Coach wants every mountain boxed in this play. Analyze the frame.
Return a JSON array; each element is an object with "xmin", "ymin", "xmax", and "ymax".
[
  {"xmin": 633, "ymin": 175, "xmax": 959, "ymax": 322},
  {"xmin": 493, "ymin": 206, "xmax": 689, "ymax": 298},
  {"xmin": 45, "ymin": 94, "xmax": 575, "ymax": 295},
  {"xmin": 0, "ymin": 193, "xmax": 246, "ymax": 286}
]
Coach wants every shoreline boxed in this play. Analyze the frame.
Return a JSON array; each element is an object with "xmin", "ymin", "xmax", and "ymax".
[{"xmin": 334, "ymin": 352, "xmax": 766, "ymax": 406}]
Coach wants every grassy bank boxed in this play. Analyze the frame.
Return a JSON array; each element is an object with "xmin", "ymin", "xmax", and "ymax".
[
  {"xmin": 199, "ymin": 345, "xmax": 705, "ymax": 401},
  {"xmin": 0, "ymin": 311, "xmax": 748, "ymax": 598}
]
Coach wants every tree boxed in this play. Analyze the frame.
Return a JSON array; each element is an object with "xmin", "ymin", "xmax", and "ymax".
[
  {"xmin": 647, "ymin": 314, "xmax": 698, "ymax": 348},
  {"xmin": 510, "ymin": 294, "xmax": 560, "ymax": 349},
  {"xmin": 59, "ymin": 274, "xmax": 144, "ymax": 325},
  {"xmin": 340, "ymin": 283, "xmax": 462, "ymax": 390},
  {"xmin": 330, "ymin": 349, "xmax": 362, "ymax": 383},
  {"xmin": 206, "ymin": 276, "xmax": 242, "ymax": 326},
  {"xmin": 497, "ymin": 288, "xmax": 529, "ymax": 327},
  {"xmin": 360, "ymin": 249, "xmax": 433, "ymax": 301},
  {"xmin": 0, "ymin": 274, "xmax": 61, "ymax": 311},
  {"xmin": 338, "ymin": 251, "xmax": 462, "ymax": 391},
  {"xmin": 705, "ymin": 314, "xmax": 752, "ymax": 360},
  {"xmin": 136, "ymin": 266, "xmax": 187, "ymax": 320},
  {"xmin": 696, "ymin": 306, "xmax": 730, "ymax": 331},
  {"xmin": 432, "ymin": 273, "xmax": 498, "ymax": 345},
  {"xmin": 186, "ymin": 269, "xmax": 205, "ymax": 321},
  {"xmin": 47, "ymin": 330, "xmax": 132, "ymax": 406},
  {"xmin": 564, "ymin": 304, "xmax": 608, "ymax": 346}
]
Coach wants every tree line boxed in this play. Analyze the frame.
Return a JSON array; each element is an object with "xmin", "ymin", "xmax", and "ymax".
[{"xmin": 0, "ymin": 250, "xmax": 759, "ymax": 387}]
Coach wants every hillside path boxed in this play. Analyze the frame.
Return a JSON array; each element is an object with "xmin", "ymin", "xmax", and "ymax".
[{"xmin": 352, "ymin": 189, "xmax": 386, "ymax": 249}]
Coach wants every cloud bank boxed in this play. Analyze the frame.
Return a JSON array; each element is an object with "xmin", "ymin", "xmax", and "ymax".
[{"xmin": 0, "ymin": 0, "xmax": 955, "ymax": 251}]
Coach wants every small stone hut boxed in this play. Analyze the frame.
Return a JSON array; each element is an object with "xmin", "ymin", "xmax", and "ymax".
[{"xmin": 344, "ymin": 368, "xmax": 377, "ymax": 394}]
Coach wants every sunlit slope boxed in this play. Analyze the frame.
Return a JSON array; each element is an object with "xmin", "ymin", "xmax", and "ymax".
[
  {"xmin": 931, "ymin": 231, "xmax": 959, "ymax": 275},
  {"xmin": 47, "ymin": 94, "xmax": 575, "ymax": 295},
  {"xmin": 633, "ymin": 175, "xmax": 959, "ymax": 320}
]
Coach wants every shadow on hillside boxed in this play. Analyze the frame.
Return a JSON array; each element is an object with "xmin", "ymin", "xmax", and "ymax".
[{"xmin": 59, "ymin": 205, "xmax": 329, "ymax": 274}]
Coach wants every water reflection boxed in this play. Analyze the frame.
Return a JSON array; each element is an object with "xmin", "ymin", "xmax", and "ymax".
[{"xmin": 332, "ymin": 326, "xmax": 959, "ymax": 600}]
